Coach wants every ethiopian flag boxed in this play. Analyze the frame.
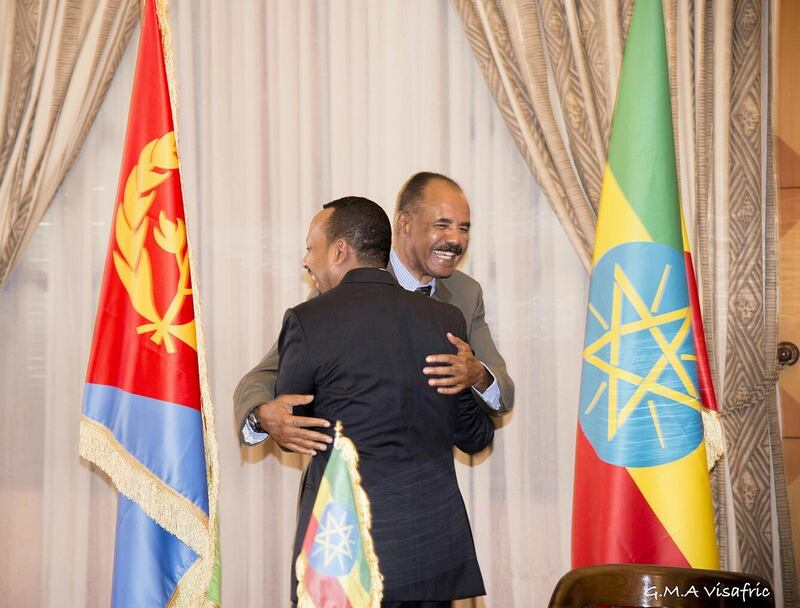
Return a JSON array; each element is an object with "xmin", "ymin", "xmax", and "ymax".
[
  {"xmin": 296, "ymin": 422, "xmax": 383, "ymax": 608},
  {"xmin": 571, "ymin": 0, "xmax": 719, "ymax": 569},
  {"xmin": 79, "ymin": 0, "xmax": 220, "ymax": 605}
]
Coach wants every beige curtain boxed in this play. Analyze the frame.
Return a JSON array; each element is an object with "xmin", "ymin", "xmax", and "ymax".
[
  {"xmin": 0, "ymin": 0, "xmax": 140, "ymax": 286},
  {"xmin": 452, "ymin": 0, "xmax": 798, "ymax": 604},
  {"xmin": 667, "ymin": 2, "xmax": 799, "ymax": 602},
  {"xmin": 450, "ymin": 0, "xmax": 620, "ymax": 271}
]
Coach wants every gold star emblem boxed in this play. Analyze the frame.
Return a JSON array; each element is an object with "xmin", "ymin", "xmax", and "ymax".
[{"xmin": 583, "ymin": 263, "xmax": 701, "ymax": 447}]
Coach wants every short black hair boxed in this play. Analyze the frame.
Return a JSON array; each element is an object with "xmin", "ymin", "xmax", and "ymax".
[
  {"xmin": 396, "ymin": 171, "xmax": 462, "ymax": 216},
  {"xmin": 322, "ymin": 196, "xmax": 391, "ymax": 268}
]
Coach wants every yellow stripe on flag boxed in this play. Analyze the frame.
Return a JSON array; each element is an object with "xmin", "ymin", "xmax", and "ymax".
[
  {"xmin": 312, "ymin": 477, "xmax": 333, "ymax": 521},
  {"xmin": 342, "ymin": 567, "xmax": 370, "ymax": 606},
  {"xmin": 593, "ymin": 165, "xmax": 653, "ymax": 266},
  {"xmin": 627, "ymin": 444, "xmax": 719, "ymax": 568},
  {"xmin": 680, "ymin": 209, "xmax": 691, "ymax": 254}
]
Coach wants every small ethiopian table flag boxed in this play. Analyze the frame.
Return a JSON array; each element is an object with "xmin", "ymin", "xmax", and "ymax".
[{"xmin": 296, "ymin": 421, "xmax": 383, "ymax": 608}]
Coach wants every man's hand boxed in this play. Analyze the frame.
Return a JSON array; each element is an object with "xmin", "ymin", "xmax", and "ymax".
[
  {"xmin": 254, "ymin": 394, "xmax": 332, "ymax": 455},
  {"xmin": 422, "ymin": 332, "xmax": 491, "ymax": 394}
]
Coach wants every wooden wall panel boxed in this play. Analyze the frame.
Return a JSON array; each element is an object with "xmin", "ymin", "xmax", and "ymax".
[{"xmin": 777, "ymin": 0, "xmax": 800, "ymax": 585}]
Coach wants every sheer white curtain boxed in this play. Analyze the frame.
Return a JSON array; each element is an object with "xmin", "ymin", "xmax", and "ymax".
[
  {"xmin": 0, "ymin": 24, "xmax": 136, "ymax": 606},
  {"xmin": 0, "ymin": 1, "xmax": 587, "ymax": 606}
]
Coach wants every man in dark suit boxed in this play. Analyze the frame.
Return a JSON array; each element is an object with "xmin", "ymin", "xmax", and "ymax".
[
  {"xmin": 279, "ymin": 196, "xmax": 493, "ymax": 606},
  {"xmin": 235, "ymin": 172, "xmax": 513, "ymax": 452}
]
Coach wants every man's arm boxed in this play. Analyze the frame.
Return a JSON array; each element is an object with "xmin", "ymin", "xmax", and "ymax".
[
  {"xmin": 466, "ymin": 285, "xmax": 514, "ymax": 413},
  {"xmin": 448, "ymin": 313, "xmax": 495, "ymax": 453},
  {"xmin": 453, "ymin": 388, "xmax": 495, "ymax": 454},
  {"xmin": 234, "ymin": 336, "xmax": 331, "ymax": 453},
  {"xmin": 424, "ymin": 283, "xmax": 515, "ymax": 413},
  {"xmin": 233, "ymin": 341, "xmax": 279, "ymax": 441},
  {"xmin": 275, "ymin": 310, "xmax": 315, "ymax": 402}
]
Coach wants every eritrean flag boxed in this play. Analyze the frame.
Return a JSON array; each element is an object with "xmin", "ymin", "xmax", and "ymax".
[
  {"xmin": 79, "ymin": 0, "xmax": 220, "ymax": 606},
  {"xmin": 296, "ymin": 422, "xmax": 383, "ymax": 608},
  {"xmin": 571, "ymin": 0, "xmax": 719, "ymax": 569}
]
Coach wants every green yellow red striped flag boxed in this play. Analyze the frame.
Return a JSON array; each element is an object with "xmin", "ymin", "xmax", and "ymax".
[
  {"xmin": 572, "ymin": 0, "xmax": 720, "ymax": 569},
  {"xmin": 296, "ymin": 422, "xmax": 383, "ymax": 607}
]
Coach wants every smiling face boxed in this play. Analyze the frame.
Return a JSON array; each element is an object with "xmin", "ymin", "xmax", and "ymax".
[
  {"xmin": 395, "ymin": 178, "xmax": 471, "ymax": 283},
  {"xmin": 302, "ymin": 208, "xmax": 340, "ymax": 293}
]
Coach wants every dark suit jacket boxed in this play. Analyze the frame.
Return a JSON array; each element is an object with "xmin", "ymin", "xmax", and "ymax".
[
  {"xmin": 234, "ymin": 258, "xmax": 514, "ymax": 441},
  {"xmin": 276, "ymin": 268, "xmax": 493, "ymax": 601}
]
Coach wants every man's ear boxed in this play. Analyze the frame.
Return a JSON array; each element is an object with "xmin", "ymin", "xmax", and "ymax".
[
  {"xmin": 396, "ymin": 211, "xmax": 411, "ymax": 238},
  {"xmin": 332, "ymin": 238, "xmax": 349, "ymax": 264}
]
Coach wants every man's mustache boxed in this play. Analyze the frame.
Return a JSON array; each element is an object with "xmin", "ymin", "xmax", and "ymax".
[{"xmin": 433, "ymin": 244, "xmax": 463, "ymax": 256}]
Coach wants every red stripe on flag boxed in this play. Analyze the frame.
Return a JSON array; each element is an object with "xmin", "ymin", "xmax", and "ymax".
[
  {"xmin": 302, "ymin": 514, "xmax": 319, "ymax": 555},
  {"xmin": 684, "ymin": 251, "xmax": 717, "ymax": 411},
  {"xmin": 572, "ymin": 427, "xmax": 690, "ymax": 567},
  {"xmin": 304, "ymin": 563, "xmax": 352, "ymax": 608}
]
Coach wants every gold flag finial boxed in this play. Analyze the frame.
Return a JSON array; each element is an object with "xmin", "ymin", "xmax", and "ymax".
[{"xmin": 334, "ymin": 420, "xmax": 343, "ymax": 439}]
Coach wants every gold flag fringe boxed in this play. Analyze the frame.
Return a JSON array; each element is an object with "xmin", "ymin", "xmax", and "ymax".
[
  {"xmin": 295, "ymin": 554, "xmax": 312, "ymax": 608},
  {"xmin": 167, "ymin": 555, "xmax": 221, "ymax": 608},
  {"xmin": 336, "ymin": 425, "xmax": 384, "ymax": 607},
  {"xmin": 79, "ymin": 417, "xmax": 209, "ymax": 556},
  {"xmin": 154, "ymin": 0, "xmax": 222, "ymax": 605},
  {"xmin": 702, "ymin": 408, "xmax": 724, "ymax": 471}
]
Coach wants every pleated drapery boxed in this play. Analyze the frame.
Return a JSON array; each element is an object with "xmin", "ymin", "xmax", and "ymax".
[
  {"xmin": 0, "ymin": 0, "xmax": 140, "ymax": 286},
  {"xmin": 452, "ymin": 1, "xmax": 796, "ymax": 603}
]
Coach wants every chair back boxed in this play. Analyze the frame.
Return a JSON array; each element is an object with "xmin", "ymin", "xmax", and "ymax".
[{"xmin": 548, "ymin": 564, "xmax": 774, "ymax": 607}]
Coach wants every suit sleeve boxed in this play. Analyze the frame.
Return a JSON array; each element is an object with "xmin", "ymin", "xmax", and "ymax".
[
  {"xmin": 233, "ymin": 339, "xmax": 279, "ymax": 443},
  {"xmin": 233, "ymin": 290, "xmax": 320, "ymax": 443},
  {"xmin": 468, "ymin": 282, "xmax": 515, "ymax": 414},
  {"xmin": 454, "ymin": 390, "xmax": 495, "ymax": 453},
  {"xmin": 451, "ymin": 311, "xmax": 495, "ymax": 454},
  {"xmin": 276, "ymin": 308, "xmax": 316, "ymax": 418}
]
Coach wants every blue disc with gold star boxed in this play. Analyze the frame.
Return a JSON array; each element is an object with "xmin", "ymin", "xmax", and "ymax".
[
  {"xmin": 579, "ymin": 242, "xmax": 704, "ymax": 467},
  {"xmin": 309, "ymin": 501, "xmax": 361, "ymax": 576}
]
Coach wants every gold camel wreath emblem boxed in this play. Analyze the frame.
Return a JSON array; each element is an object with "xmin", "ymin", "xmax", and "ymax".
[{"xmin": 112, "ymin": 132, "xmax": 197, "ymax": 354}]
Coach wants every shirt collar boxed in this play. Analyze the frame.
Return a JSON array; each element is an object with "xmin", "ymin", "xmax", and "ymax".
[{"xmin": 390, "ymin": 249, "xmax": 436, "ymax": 296}]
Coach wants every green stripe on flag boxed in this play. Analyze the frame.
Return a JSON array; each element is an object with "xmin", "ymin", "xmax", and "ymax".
[
  {"xmin": 606, "ymin": 0, "xmax": 682, "ymax": 251},
  {"xmin": 327, "ymin": 445, "xmax": 357, "ymax": 508},
  {"xmin": 205, "ymin": 529, "xmax": 222, "ymax": 605}
]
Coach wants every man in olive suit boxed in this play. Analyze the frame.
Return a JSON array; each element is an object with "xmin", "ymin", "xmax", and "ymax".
[{"xmin": 235, "ymin": 172, "xmax": 514, "ymax": 452}]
